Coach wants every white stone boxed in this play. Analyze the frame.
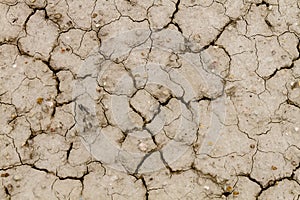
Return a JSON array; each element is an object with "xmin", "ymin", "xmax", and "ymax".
[
  {"xmin": 138, "ymin": 142, "xmax": 148, "ymax": 152},
  {"xmin": 13, "ymin": 174, "xmax": 23, "ymax": 181}
]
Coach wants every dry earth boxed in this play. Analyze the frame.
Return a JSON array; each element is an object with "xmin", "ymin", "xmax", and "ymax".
[{"xmin": 0, "ymin": 0, "xmax": 300, "ymax": 199}]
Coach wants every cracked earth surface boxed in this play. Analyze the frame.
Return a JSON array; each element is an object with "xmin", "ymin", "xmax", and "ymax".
[{"xmin": 0, "ymin": 0, "xmax": 300, "ymax": 199}]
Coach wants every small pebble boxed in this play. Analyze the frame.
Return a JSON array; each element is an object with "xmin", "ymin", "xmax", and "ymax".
[
  {"xmin": 226, "ymin": 186, "xmax": 233, "ymax": 192},
  {"xmin": 36, "ymin": 97, "xmax": 44, "ymax": 104},
  {"xmin": 233, "ymin": 191, "xmax": 239, "ymax": 196},
  {"xmin": 271, "ymin": 165, "xmax": 277, "ymax": 170},
  {"xmin": 1, "ymin": 173, "xmax": 9, "ymax": 177},
  {"xmin": 54, "ymin": 13, "xmax": 62, "ymax": 19},
  {"xmin": 46, "ymin": 101, "xmax": 54, "ymax": 107},
  {"xmin": 138, "ymin": 142, "xmax": 147, "ymax": 152},
  {"xmin": 291, "ymin": 81, "xmax": 300, "ymax": 89},
  {"xmin": 291, "ymin": 81, "xmax": 295, "ymax": 86},
  {"xmin": 291, "ymin": 161, "xmax": 297, "ymax": 166},
  {"xmin": 169, "ymin": 54, "xmax": 177, "ymax": 62},
  {"xmin": 69, "ymin": 131, "xmax": 76, "ymax": 137},
  {"xmin": 13, "ymin": 174, "xmax": 22, "ymax": 181},
  {"xmin": 92, "ymin": 13, "xmax": 98, "ymax": 18},
  {"xmin": 204, "ymin": 185, "xmax": 209, "ymax": 190}
]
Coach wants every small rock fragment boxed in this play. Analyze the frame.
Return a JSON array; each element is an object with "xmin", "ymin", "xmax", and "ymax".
[
  {"xmin": 13, "ymin": 174, "xmax": 23, "ymax": 181},
  {"xmin": 1, "ymin": 173, "xmax": 9, "ymax": 177},
  {"xmin": 36, "ymin": 97, "xmax": 44, "ymax": 104},
  {"xmin": 225, "ymin": 186, "xmax": 233, "ymax": 192},
  {"xmin": 45, "ymin": 100, "xmax": 54, "ymax": 107},
  {"xmin": 271, "ymin": 165, "xmax": 277, "ymax": 170},
  {"xmin": 54, "ymin": 13, "xmax": 62, "ymax": 19},
  {"xmin": 204, "ymin": 185, "xmax": 210, "ymax": 190},
  {"xmin": 92, "ymin": 13, "xmax": 98, "ymax": 18},
  {"xmin": 291, "ymin": 81, "xmax": 300, "ymax": 89},
  {"xmin": 291, "ymin": 161, "xmax": 297, "ymax": 166},
  {"xmin": 138, "ymin": 142, "xmax": 148, "ymax": 152},
  {"xmin": 169, "ymin": 54, "xmax": 177, "ymax": 62}
]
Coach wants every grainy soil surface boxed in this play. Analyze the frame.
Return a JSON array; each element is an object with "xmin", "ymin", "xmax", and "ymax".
[{"xmin": 0, "ymin": 0, "xmax": 300, "ymax": 199}]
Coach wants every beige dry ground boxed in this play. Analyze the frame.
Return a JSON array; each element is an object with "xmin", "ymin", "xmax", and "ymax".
[{"xmin": 0, "ymin": 0, "xmax": 300, "ymax": 199}]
